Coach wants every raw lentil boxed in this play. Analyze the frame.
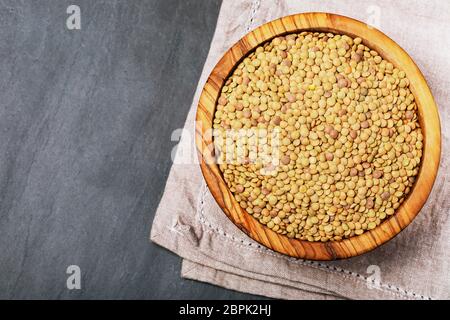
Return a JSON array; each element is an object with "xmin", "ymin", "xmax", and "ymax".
[{"xmin": 213, "ymin": 32, "xmax": 423, "ymax": 241}]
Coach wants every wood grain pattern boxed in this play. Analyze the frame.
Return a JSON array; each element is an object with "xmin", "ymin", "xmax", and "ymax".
[{"xmin": 195, "ymin": 13, "xmax": 441, "ymax": 260}]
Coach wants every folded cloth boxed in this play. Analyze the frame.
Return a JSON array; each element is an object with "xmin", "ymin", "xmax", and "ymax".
[{"xmin": 151, "ymin": 0, "xmax": 450, "ymax": 299}]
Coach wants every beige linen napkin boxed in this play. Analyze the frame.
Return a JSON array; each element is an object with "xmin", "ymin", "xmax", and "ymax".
[{"xmin": 151, "ymin": 0, "xmax": 450, "ymax": 300}]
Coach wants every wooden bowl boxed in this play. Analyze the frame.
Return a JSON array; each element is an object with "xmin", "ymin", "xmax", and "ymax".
[{"xmin": 195, "ymin": 12, "xmax": 441, "ymax": 260}]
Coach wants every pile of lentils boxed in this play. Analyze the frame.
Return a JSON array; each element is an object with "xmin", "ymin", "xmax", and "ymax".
[{"xmin": 213, "ymin": 32, "xmax": 423, "ymax": 242}]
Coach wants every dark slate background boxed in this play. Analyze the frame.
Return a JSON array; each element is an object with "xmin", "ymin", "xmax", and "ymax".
[{"xmin": 0, "ymin": 0, "xmax": 258, "ymax": 299}]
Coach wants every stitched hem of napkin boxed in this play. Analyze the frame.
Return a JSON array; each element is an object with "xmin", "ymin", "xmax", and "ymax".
[
  {"xmin": 196, "ymin": 181, "xmax": 432, "ymax": 300},
  {"xmin": 245, "ymin": 0, "xmax": 261, "ymax": 31}
]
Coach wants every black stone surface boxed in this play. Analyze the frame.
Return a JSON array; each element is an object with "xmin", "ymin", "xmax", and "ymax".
[{"xmin": 0, "ymin": 0, "xmax": 259, "ymax": 299}]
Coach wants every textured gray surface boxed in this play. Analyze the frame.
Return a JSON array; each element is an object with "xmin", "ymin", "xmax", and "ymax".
[{"xmin": 0, "ymin": 0, "xmax": 257, "ymax": 299}]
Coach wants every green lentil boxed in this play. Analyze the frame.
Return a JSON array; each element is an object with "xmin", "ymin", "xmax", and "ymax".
[{"xmin": 213, "ymin": 31, "xmax": 423, "ymax": 241}]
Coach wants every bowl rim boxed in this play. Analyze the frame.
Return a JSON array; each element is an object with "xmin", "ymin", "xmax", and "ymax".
[{"xmin": 195, "ymin": 12, "xmax": 441, "ymax": 260}]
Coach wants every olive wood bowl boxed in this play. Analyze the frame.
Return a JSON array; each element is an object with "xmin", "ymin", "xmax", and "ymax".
[{"xmin": 195, "ymin": 12, "xmax": 441, "ymax": 260}]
